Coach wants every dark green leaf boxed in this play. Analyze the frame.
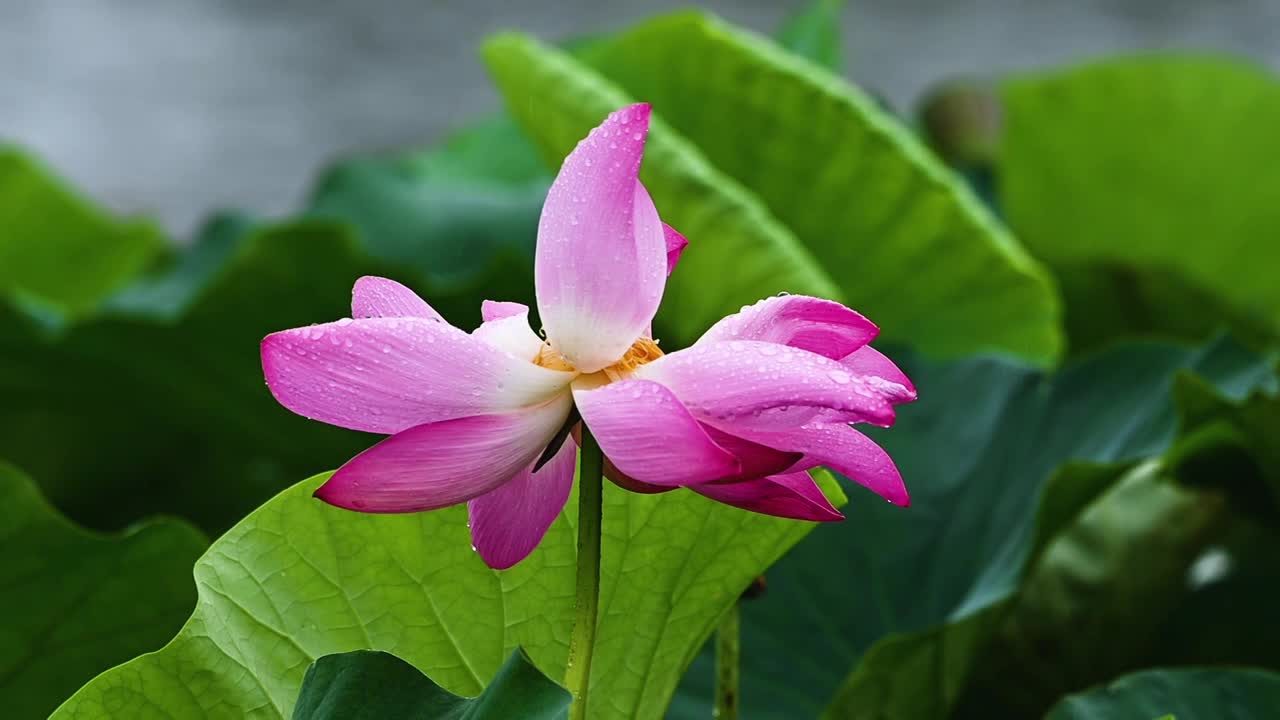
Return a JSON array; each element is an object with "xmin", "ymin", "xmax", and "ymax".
[
  {"xmin": 1046, "ymin": 667, "xmax": 1280, "ymax": 720},
  {"xmin": 0, "ymin": 220, "xmax": 391, "ymax": 532},
  {"xmin": 307, "ymin": 113, "xmax": 547, "ymax": 300},
  {"xmin": 0, "ymin": 462, "xmax": 204, "ymax": 720},
  {"xmin": 668, "ymin": 338, "xmax": 1275, "ymax": 718},
  {"xmin": 953, "ymin": 462, "xmax": 1230, "ymax": 717},
  {"xmin": 0, "ymin": 132, "xmax": 549, "ymax": 533},
  {"xmin": 292, "ymin": 649, "xmax": 570, "ymax": 720},
  {"xmin": 1172, "ymin": 373, "xmax": 1280, "ymax": 514}
]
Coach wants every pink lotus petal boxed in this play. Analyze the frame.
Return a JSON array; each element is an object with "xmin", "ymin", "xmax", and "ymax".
[
  {"xmin": 481, "ymin": 300, "xmax": 529, "ymax": 323},
  {"xmin": 604, "ymin": 461, "xmax": 677, "ymax": 494},
  {"xmin": 536, "ymin": 104, "xmax": 667, "ymax": 373},
  {"xmin": 468, "ymin": 435, "xmax": 577, "ymax": 570},
  {"xmin": 573, "ymin": 379, "xmax": 740, "ymax": 486},
  {"xmin": 697, "ymin": 295, "xmax": 878, "ymax": 360},
  {"xmin": 567, "ymin": 423, "xmax": 676, "ymax": 494},
  {"xmin": 701, "ymin": 424, "xmax": 802, "ymax": 481},
  {"xmin": 634, "ymin": 340, "xmax": 895, "ymax": 429},
  {"xmin": 472, "ymin": 302, "xmax": 544, "ymax": 362},
  {"xmin": 351, "ymin": 276, "xmax": 444, "ymax": 321},
  {"xmin": 663, "ymin": 223, "xmax": 688, "ymax": 276},
  {"xmin": 262, "ymin": 317, "xmax": 572, "ymax": 434},
  {"xmin": 841, "ymin": 346, "xmax": 917, "ymax": 404},
  {"xmin": 315, "ymin": 393, "xmax": 572, "ymax": 513},
  {"xmin": 730, "ymin": 423, "xmax": 909, "ymax": 506},
  {"xmin": 691, "ymin": 471, "xmax": 843, "ymax": 522}
]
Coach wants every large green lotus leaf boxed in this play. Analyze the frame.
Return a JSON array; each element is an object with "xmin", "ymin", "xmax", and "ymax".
[
  {"xmin": 0, "ymin": 148, "xmax": 167, "ymax": 316},
  {"xmin": 1133, "ymin": 376, "xmax": 1280, "ymax": 677},
  {"xmin": 482, "ymin": 32, "xmax": 842, "ymax": 345},
  {"xmin": 995, "ymin": 56, "xmax": 1280, "ymax": 353},
  {"xmin": 668, "ymin": 338, "xmax": 1275, "ymax": 718},
  {"xmin": 937, "ymin": 371, "xmax": 1280, "ymax": 717},
  {"xmin": 576, "ymin": 12, "xmax": 1061, "ymax": 364},
  {"xmin": 950, "ymin": 462, "xmax": 1236, "ymax": 717},
  {"xmin": 0, "ymin": 462, "xmax": 205, "ymax": 720},
  {"xmin": 775, "ymin": 0, "xmax": 847, "ymax": 71},
  {"xmin": 291, "ymin": 649, "xmax": 569, "ymax": 720},
  {"xmin": 1046, "ymin": 667, "xmax": 1280, "ymax": 719},
  {"xmin": 53, "ymin": 467, "xmax": 843, "ymax": 719}
]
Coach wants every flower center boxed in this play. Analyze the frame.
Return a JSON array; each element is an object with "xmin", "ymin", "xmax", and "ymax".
[
  {"xmin": 600, "ymin": 336, "xmax": 664, "ymax": 381},
  {"xmin": 536, "ymin": 336, "xmax": 664, "ymax": 384}
]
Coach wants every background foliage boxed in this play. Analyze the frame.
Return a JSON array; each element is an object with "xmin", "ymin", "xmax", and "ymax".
[{"xmin": 4, "ymin": 1, "xmax": 1280, "ymax": 718}]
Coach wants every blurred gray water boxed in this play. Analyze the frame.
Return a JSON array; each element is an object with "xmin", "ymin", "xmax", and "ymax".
[{"xmin": 3, "ymin": 0, "xmax": 1278, "ymax": 237}]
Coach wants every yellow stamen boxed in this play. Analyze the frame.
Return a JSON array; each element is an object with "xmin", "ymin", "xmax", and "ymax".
[
  {"xmin": 535, "ymin": 336, "xmax": 665, "ymax": 384},
  {"xmin": 534, "ymin": 343, "xmax": 577, "ymax": 372},
  {"xmin": 601, "ymin": 336, "xmax": 664, "ymax": 382}
]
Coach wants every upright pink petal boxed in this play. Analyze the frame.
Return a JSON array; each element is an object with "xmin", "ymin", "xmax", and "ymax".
[
  {"xmin": 697, "ymin": 295, "xmax": 878, "ymax": 360},
  {"xmin": 468, "ymin": 437, "xmax": 577, "ymax": 570},
  {"xmin": 314, "ymin": 393, "xmax": 572, "ymax": 513},
  {"xmin": 472, "ymin": 301, "xmax": 545, "ymax": 362},
  {"xmin": 633, "ymin": 340, "xmax": 895, "ymax": 429},
  {"xmin": 663, "ymin": 223, "xmax": 688, "ymax": 276},
  {"xmin": 573, "ymin": 379, "xmax": 740, "ymax": 485},
  {"xmin": 729, "ymin": 423, "xmax": 909, "ymax": 506},
  {"xmin": 691, "ymin": 471, "xmax": 843, "ymax": 522},
  {"xmin": 841, "ymin": 346, "xmax": 917, "ymax": 403},
  {"xmin": 351, "ymin": 276, "xmax": 444, "ymax": 321},
  {"xmin": 536, "ymin": 104, "xmax": 667, "ymax": 373},
  {"xmin": 262, "ymin": 317, "xmax": 572, "ymax": 434}
]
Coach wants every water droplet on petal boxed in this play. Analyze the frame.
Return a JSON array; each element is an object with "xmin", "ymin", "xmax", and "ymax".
[{"xmin": 828, "ymin": 370, "xmax": 851, "ymax": 384}]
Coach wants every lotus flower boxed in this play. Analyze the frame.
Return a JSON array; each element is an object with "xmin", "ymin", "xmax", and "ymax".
[{"xmin": 261, "ymin": 103, "xmax": 915, "ymax": 569}]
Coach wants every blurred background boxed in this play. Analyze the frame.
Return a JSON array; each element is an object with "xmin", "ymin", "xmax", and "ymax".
[
  {"xmin": 7, "ymin": 2, "xmax": 1280, "ymax": 719},
  {"xmin": 5, "ymin": 0, "xmax": 1280, "ymax": 236}
]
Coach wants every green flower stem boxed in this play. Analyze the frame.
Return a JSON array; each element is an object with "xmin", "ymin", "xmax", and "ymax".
[
  {"xmin": 566, "ymin": 426, "xmax": 604, "ymax": 720},
  {"xmin": 715, "ymin": 602, "xmax": 741, "ymax": 720}
]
